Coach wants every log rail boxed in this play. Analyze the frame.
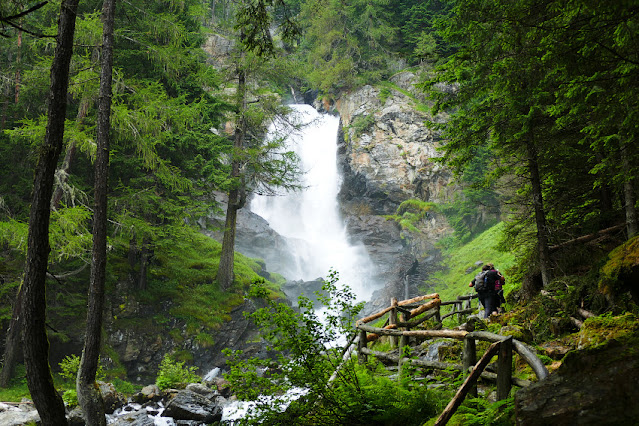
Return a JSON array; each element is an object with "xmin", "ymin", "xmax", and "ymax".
[{"xmin": 353, "ymin": 293, "xmax": 549, "ymax": 426}]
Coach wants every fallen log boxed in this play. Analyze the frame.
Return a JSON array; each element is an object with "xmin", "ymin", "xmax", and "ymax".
[{"xmin": 548, "ymin": 223, "xmax": 624, "ymax": 252}]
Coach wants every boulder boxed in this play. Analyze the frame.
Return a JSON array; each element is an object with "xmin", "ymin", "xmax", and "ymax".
[
  {"xmin": 132, "ymin": 384, "xmax": 163, "ymax": 403},
  {"xmin": 110, "ymin": 410, "xmax": 155, "ymax": 426},
  {"xmin": 0, "ymin": 402, "xmax": 40, "ymax": 426},
  {"xmin": 515, "ymin": 333, "xmax": 639, "ymax": 425},
  {"xmin": 163, "ymin": 389, "xmax": 222, "ymax": 423},
  {"xmin": 98, "ymin": 380, "xmax": 126, "ymax": 414}
]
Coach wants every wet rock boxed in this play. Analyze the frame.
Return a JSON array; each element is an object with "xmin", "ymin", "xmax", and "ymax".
[
  {"xmin": 110, "ymin": 410, "xmax": 155, "ymax": 426},
  {"xmin": 539, "ymin": 340, "xmax": 573, "ymax": 360},
  {"xmin": 99, "ymin": 380, "xmax": 126, "ymax": 414},
  {"xmin": 186, "ymin": 382, "xmax": 219, "ymax": 400},
  {"xmin": 163, "ymin": 389, "xmax": 222, "ymax": 423},
  {"xmin": 0, "ymin": 402, "xmax": 40, "ymax": 426},
  {"xmin": 132, "ymin": 384, "xmax": 163, "ymax": 404},
  {"xmin": 282, "ymin": 278, "xmax": 326, "ymax": 307}
]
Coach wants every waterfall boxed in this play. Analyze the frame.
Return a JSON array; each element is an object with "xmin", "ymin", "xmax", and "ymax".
[{"xmin": 250, "ymin": 104, "xmax": 376, "ymax": 301}]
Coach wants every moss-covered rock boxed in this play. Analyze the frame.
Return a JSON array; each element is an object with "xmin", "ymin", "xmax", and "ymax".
[
  {"xmin": 599, "ymin": 235, "xmax": 639, "ymax": 305},
  {"xmin": 515, "ymin": 315, "xmax": 639, "ymax": 425}
]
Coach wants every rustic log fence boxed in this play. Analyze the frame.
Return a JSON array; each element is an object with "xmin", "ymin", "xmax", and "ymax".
[{"xmin": 353, "ymin": 293, "xmax": 548, "ymax": 426}]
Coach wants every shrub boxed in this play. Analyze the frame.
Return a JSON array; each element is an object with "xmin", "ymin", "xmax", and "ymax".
[{"xmin": 155, "ymin": 354, "xmax": 200, "ymax": 390}]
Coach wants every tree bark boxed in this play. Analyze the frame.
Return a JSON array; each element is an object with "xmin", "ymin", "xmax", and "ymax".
[
  {"xmin": 76, "ymin": 0, "xmax": 115, "ymax": 424},
  {"xmin": 621, "ymin": 142, "xmax": 638, "ymax": 238},
  {"xmin": 218, "ymin": 58, "xmax": 246, "ymax": 291},
  {"xmin": 21, "ymin": 0, "xmax": 79, "ymax": 424},
  {"xmin": 525, "ymin": 138, "xmax": 552, "ymax": 287},
  {"xmin": 0, "ymin": 287, "xmax": 23, "ymax": 387}
]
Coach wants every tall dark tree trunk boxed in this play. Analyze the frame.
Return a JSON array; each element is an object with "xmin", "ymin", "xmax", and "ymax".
[
  {"xmin": 76, "ymin": 0, "xmax": 115, "ymax": 424},
  {"xmin": 621, "ymin": 143, "xmax": 638, "ymax": 238},
  {"xmin": 21, "ymin": 0, "xmax": 79, "ymax": 424},
  {"xmin": 217, "ymin": 61, "xmax": 246, "ymax": 291},
  {"xmin": 525, "ymin": 137, "xmax": 552, "ymax": 287},
  {"xmin": 0, "ymin": 287, "xmax": 23, "ymax": 387}
]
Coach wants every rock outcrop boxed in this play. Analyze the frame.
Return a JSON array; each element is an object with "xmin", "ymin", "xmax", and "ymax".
[
  {"xmin": 515, "ymin": 324, "xmax": 639, "ymax": 425},
  {"xmin": 330, "ymin": 72, "xmax": 456, "ymax": 308}
]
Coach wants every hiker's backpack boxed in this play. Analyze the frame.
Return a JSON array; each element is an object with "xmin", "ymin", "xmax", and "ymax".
[
  {"xmin": 474, "ymin": 271, "xmax": 489, "ymax": 291},
  {"xmin": 484, "ymin": 269, "xmax": 501, "ymax": 291}
]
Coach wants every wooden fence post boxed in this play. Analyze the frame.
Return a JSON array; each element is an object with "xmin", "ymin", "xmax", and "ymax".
[
  {"xmin": 399, "ymin": 310, "xmax": 409, "ymax": 349},
  {"xmin": 434, "ymin": 341, "xmax": 501, "ymax": 426},
  {"xmin": 462, "ymin": 321, "xmax": 477, "ymax": 398},
  {"xmin": 389, "ymin": 298, "xmax": 398, "ymax": 348},
  {"xmin": 357, "ymin": 329, "xmax": 368, "ymax": 365},
  {"xmin": 497, "ymin": 336, "xmax": 513, "ymax": 400}
]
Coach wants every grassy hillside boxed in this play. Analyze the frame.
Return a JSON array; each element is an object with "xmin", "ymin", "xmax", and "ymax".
[{"xmin": 423, "ymin": 222, "xmax": 517, "ymax": 303}]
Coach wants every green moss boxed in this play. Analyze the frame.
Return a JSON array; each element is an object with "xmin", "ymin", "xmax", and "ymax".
[
  {"xmin": 577, "ymin": 312, "xmax": 639, "ymax": 349},
  {"xmin": 599, "ymin": 235, "xmax": 639, "ymax": 297}
]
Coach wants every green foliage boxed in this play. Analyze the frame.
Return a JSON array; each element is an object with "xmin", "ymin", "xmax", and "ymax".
[
  {"xmin": 224, "ymin": 271, "xmax": 446, "ymax": 425},
  {"xmin": 0, "ymin": 364, "xmax": 30, "ymax": 402},
  {"xmin": 58, "ymin": 354, "xmax": 106, "ymax": 383},
  {"xmin": 450, "ymin": 395, "xmax": 515, "ymax": 426},
  {"xmin": 155, "ymin": 354, "xmax": 200, "ymax": 390},
  {"xmin": 350, "ymin": 114, "xmax": 376, "ymax": 138},
  {"xmin": 57, "ymin": 354, "xmax": 106, "ymax": 407},
  {"xmin": 386, "ymin": 199, "xmax": 439, "ymax": 234}
]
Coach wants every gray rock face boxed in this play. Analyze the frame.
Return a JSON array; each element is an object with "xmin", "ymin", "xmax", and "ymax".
[
  {"xmin": 198, "ymin": 191, "xmax": 300, "ymax": 280},
  {"xmin": 332, "ymin": 72, "xmax": 455, "ymax": 307},
  {"xmin": 281, "ymin": 278, "xmax": 326, "ymax": 307},
  {"xmin": 515, "ymin": 336, "xmax": 639, "ymax": 425},
  {"xmin": 163, "ymin": 390, "xmax": 222, "ymax": 423}
]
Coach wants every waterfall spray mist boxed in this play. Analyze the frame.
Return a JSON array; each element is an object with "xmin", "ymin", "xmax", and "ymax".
[{"xmin": 251, "ymin": 104, "xmax": 377, "ymax": 302}]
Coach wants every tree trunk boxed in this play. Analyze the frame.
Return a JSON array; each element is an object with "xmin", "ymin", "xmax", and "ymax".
[
  {"xmin": 217, "ymin": 59, "xmax": 246, "ymax": 291},
  {"xmin": 525, "ymin": 138, "xmax": 552, "ymax": 287},
  {"xmin": 21, "ymin": 0, "xmax": 79, "ymax": 424},
  {"xmin": 621, "ymin": 142, "xmax": 638, "ymax": 238},
  {"xmin": 77, "ymin": 0, "xmax": 116, "ymax": 424},
  {"xmin": 0, "ymin": 287, "xmax": 23, "ymax": 387}
]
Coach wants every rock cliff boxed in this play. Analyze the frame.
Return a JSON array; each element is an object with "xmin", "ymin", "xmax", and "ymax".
[{"xmin": 327, "ymin": 71, "xmax": 456, "ymax": 311}]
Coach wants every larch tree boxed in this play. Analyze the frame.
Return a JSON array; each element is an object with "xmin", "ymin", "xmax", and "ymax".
[
  {"xmin": 20, "ymin": 0, "xmax": 79, "ymax": 423},
  {"xmin": 76, "ymin": 0, "xmax": 116, "ymax": 423}
]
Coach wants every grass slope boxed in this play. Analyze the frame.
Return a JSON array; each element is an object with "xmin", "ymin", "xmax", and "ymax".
[{"xmin": 424, "ymin": 222, "xmax": 516, "ymax": 302}]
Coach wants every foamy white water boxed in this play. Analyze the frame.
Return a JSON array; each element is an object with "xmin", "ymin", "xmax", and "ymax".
[{"xmin": 250, "ymin": 104, "xmax": 377, "ymax": 301}]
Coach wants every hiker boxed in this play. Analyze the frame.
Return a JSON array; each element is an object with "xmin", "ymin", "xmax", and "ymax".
[
  {"xmin": 469, "ymin": 264, "xmax": 500, "ymax": 318},
  {"xmin": 487, "ymin": 263, "xmax": 506, "ymax": 313}
]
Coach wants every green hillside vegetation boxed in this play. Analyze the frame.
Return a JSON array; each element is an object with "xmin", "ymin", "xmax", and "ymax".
[{"xmin": 424, "ymin": 222, "xmax": 517, "ymax": 302}]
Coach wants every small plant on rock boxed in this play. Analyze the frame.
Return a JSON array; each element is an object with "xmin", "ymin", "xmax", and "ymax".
[{"xmin": 155, "ymin": 354, "xmax": 200, "ymax": 390}]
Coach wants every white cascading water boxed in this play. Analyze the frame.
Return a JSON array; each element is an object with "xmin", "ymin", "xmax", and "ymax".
[{"xmin": 250, "ymin": 104, "xmax": 376, "ymax": 301}]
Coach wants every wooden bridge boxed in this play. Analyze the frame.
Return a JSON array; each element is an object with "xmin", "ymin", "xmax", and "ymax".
[{"xmin": 351, "ymin": 293, "xmax": 549, "ymax": 425}]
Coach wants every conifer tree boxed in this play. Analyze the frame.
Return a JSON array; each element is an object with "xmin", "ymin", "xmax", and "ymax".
[
  {"xmin": 76, "ymin": 0, "xmax": 116, "ymax": 423},
  {"xmin": 21, "ymin": 0, "xmax": 79, "ymax": 423}
]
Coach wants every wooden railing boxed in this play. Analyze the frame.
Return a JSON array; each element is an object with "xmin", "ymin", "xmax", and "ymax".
[{"xmin": 353, "ymin": 293, "xmax": 549, "ymax": 426}]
